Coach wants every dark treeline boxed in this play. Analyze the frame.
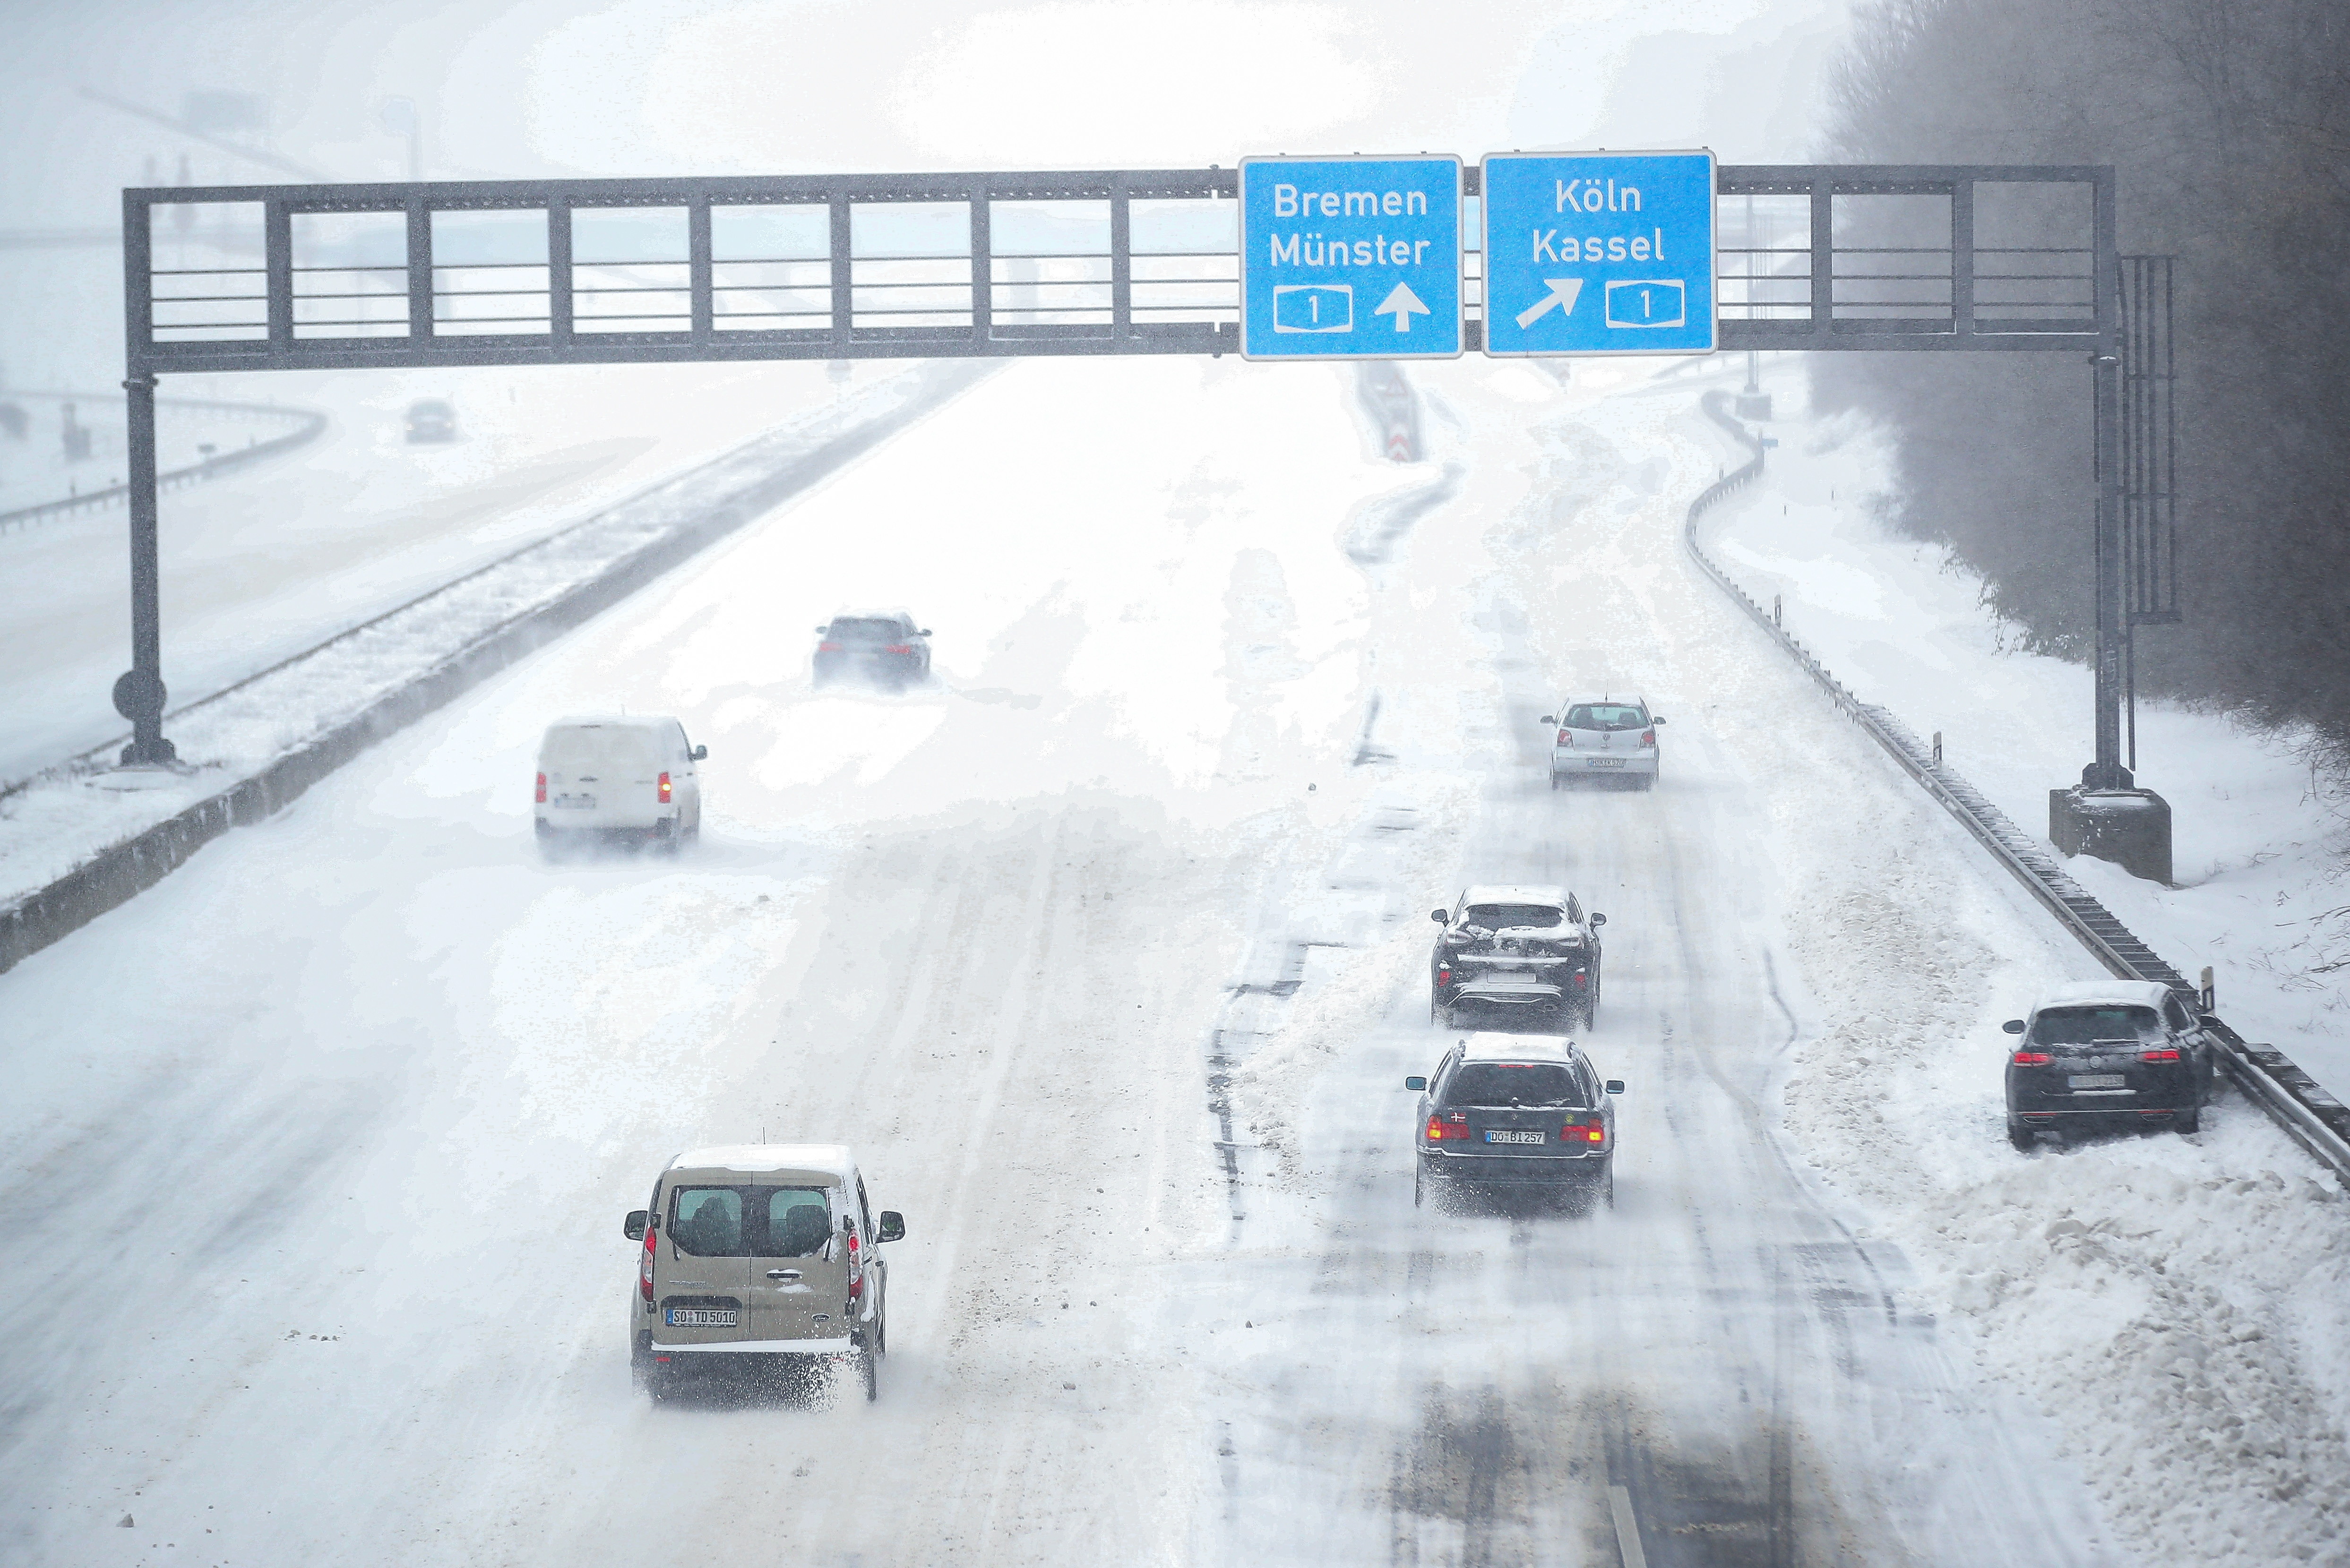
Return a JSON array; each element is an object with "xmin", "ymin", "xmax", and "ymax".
[{"xmin": 1812, "ymin": 0, "xmax": 2350, "ymax": 764}]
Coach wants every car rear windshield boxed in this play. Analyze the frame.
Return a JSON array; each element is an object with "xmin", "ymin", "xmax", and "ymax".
[
  {"xmin": 666, "ymin": 1185, "xmax": 834, "ymax": 1257},
  {"xmin": 1463, "ymin": 904, "xmax": 1564, "ymax": 929},
  {"xmin": 826, "ymin": 618, "xmax": 904, "ymax": 641},
  {"xmin": 1564, "ymin": 704, "xmax": 1646, "ymax": 730},
  {"xmin": 540, "ymin": 725, "xmax": 664, "ymax": 771},
  {"xmin": 2030, "ymin": 1005, "xmax": 2163, "ymax": 1046},
  {"xmin": 1445, "ymin": 1062, "xmax": 1590, "ymax": 1108}
]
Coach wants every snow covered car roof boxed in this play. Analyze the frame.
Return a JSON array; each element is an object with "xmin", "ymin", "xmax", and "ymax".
[
  {"xmin": 2031, "ymin": 980, "xmax": 2177, "ymax": 1013},
  {"xmin": 1455, "ymin": 1031, "xmax": 1584, "ymax": 1062},
  {"xmin": 668, "ymin": 1143, "xmax": 855, "ymax": 1182},
  {"xmin": 547, "ymin": 713, "xmax": 676, "ymax": 730},
  {"xmin": 1458, "ymin": 884, "xmax": 1570, "ymax": 909}
]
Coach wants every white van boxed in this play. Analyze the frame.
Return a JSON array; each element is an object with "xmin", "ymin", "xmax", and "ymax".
[
  {"xmin": 534, "ymin": 715, "xmax": 704, "ymax": 851},
  {"xmin": 624, "ymin": 1144, "xmax": 902, "ymax": 1402}
]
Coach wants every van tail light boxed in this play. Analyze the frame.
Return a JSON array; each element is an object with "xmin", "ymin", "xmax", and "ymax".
[
  {"xmin": 2140, "ymin": 1047, "xmax": 2181, "ymax": 1061},
  {"xmin": 658, "ymin": 771, "xmax": 672, "ymax": 804},
  {"xmin": 846, "ymin": 1228, "xmax": 864, "ymax": 1298},
  {"xmin": 1557, "ymin": 729, "xmax": 1573, "ymax": 747},
  {"xmin": 2011, "ymin": 1051, "xmax": 2052, "ymax": 1066},
  {"xmin": 639, "ymin": 1228, "xmax": 656, "ymax": 1302},
  {"xmin": 818, "ymin": 641, "xmax": 842, "ymax": 651},
  {"xmin": 884, "ymin": 643, "xmax": 913, "ymax": 654},
  {"xmin": 534, "ymin": 771, "xmax": 547, "ymax": 804},
  {"xmin": 1639, "ymin": 728, "xmax": 1656, "ymax": 747}
]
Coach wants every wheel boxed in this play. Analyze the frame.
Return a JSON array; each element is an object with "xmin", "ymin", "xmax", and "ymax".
[
  {"xmin": 858, "ymin": 1347, "xmax": 879, "ymax": 1403},
  {"xmin": 1413, "ymin": 1165, "xmax": 1424, "ymax": 1208},
  {"xmin": 631, "ymin": 1332, "xmax": 652, "ymax": 1391},
  {"xmin": 1603, "ymin": 1169, "xmax": 1616, "ymax": 1209},
  {"xmin": 1549, "ymin": 771, "xmax": 1560, "ymax": 791},
  {"xmin": 2176, "ymin": 1105, "xmax": 2202, "ymax": 1134},
  {"xmin": 1637, "ymin": 772, "xmax": 1656, "ymax": 792},
  {"xmin": 2006, "ymin": 1120, "xmax": 2036, "ymax": 1152}
]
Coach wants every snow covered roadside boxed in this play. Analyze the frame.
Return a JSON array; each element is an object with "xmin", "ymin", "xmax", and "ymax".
[
  {"xmin": 0, "ymin": 360, "xmax": 992, "ymax": 957},
  {"xmin": 1702, "ymin": 377, "xmax": 2350, "ymax": 1103},
  {"xmin": 1686, "ymin": 376, "xmax": 2350, "ymax": 1565}
]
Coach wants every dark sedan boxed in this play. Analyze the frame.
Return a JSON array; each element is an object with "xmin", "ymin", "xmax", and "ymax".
[
  {"xmin": 2004, "ymin": 980, "xmax": 2220, "ymax": 1148},
  {"xmin": 814, "ymin": 612, "xmax": 932, "ymax": 691},
  {"xmin": 1408, "ymin": 1033, "xmax": 1624, "ymax": 1210}
]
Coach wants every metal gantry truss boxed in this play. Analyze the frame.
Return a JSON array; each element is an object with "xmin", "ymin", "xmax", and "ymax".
[{"xmin": 113, "ymin": 163, "xmax": 2158, "ymax": 783}]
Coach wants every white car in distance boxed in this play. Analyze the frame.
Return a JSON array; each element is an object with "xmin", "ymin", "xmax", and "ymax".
[
  {"xmin": 1544, "ymin": 697, "xmax": 1663, "ymax": 790},
  {"xmin": 534, "ymin": 715, "xmax": 706, "ymax": 853}
]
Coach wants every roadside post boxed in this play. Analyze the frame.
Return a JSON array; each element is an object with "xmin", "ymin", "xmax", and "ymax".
[
  {"xmin": 1238, "ymin": 155, "xmax": 1463, "ymax": 361},
  {"xmin": 1481, "ymin": 150, "xmax": 1716, "ymax": 358}
]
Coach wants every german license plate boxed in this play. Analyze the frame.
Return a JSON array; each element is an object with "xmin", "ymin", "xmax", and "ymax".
[
  {"xmin": 1485, "ymin": 1129, "xmax": 1544, "ymax": 1144},
  {"xmin": 1587, "ymin": 758, "xmax": 1624, "ymax": 769},
  {"xmin": 667, "ymin": 1307, "xmax": 737, "ymax": 1327},
  {"xmin": 553, "ymin": 794, "xmax": 596, "ymax": 808},
  {"xmin": 2068, "ymin": 1074, "xmax": 2127, "ymax": 1089}
]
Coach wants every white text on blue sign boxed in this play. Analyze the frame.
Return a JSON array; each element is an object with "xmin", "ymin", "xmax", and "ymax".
[{"xmin": 1240, "ymin": 157, "xmax": 1462, "ymax": 360}]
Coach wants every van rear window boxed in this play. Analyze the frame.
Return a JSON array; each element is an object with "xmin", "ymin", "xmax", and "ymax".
[
  {"xmin": 540, "ymin": 725, "xmax": 664, "ymax": 771},
  {"xmin": 666, "ymin": 1185, "xmax": 832, "ymax": 1257}
]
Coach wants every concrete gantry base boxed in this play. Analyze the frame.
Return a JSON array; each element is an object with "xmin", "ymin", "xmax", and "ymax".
[{"xmin": 2049, "ymin": 786, "xmax": 2173, "ymax": 885}]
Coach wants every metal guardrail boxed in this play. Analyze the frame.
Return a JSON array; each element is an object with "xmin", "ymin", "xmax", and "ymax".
[
  {"xmin": 0, "ymin": 394, "xmax": 325, "ymax": 533},
  {"xmin": 1681, "ymin": 390, "xmax": 2350, "ymax": 1183}
]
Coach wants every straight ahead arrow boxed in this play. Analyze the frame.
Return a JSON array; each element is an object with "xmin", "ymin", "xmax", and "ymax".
[
  {"xmin": 1373, "ymin": 282, "xmax": 1432, "ymax": 333},
  {"xmin": 1515, "ymin": 277, "xmax": 1584, "ymax": 329}
]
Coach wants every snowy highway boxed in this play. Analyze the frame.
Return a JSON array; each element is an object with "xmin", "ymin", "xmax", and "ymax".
[{"xmin": 4, "ymin": 357, "xmax": 2345, "ymax": 1566}]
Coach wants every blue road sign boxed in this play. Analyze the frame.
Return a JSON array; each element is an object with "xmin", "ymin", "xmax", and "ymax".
[
  {"xmin": 1240, "ymin": 155, "xmax": 1462, "ymax": 361},
  {"xmin": 1481, "ymin": 150, "xmax": 1716, "ymax": 357}
]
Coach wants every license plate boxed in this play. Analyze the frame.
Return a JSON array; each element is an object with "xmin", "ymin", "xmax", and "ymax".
[
  {"xmin": 553, "ymin": 794, "xmax": 596, "ymax": 808},
  {"xmin": 2068, "ymin": 1074, "xmax": 2127, "ymax": 1089},
  {"xmin": 666, "ymin": 1307, "xmax": 737, "ymax": 1327},
  {"xmin": 1485, "ymin": 1129, "xmax": 1544, "ymax": 1144},
  {"xmin": 1586, "ymin": 758, "xmax": 1625, "ymax": 769}
]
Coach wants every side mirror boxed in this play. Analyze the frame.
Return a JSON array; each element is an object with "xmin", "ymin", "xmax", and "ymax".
[
  {"xmin": 2199, "ymin": 1013, "xmax": 2221, "ymax": 1030},
  {"xmin": 690, "ymin": 744, "xmax": 708, "ymax": 761},
  {"xmin": 919, "ymin": 628, "xmax": 933, "ymax": 637},
  {"xmin": 623, "ymin": 1210, "xmax": 647, "ymax": 1241},
  {"xmin": 877, "ymin": 1211, "xmax": 905, "ymax": 1243},
  {"xmin": 2001, "ymin": 1019, "xmax": 2026, "ymax": 1035},
  {"xmin": 1652, "ymin": 715, "xmax": 1667, "ymax": 724},
  {"xmin": 1589, "ymin": 912, "xmax": 1606, "ymax": 927},
  {"xmin": 814, "ymin": 625, "xmax": 830, "ymax": 634},
  {"xmin": 1540, "ymin": 716, "xmax": 1555, "ymax": 726},
  {"xmin": 1430, "ymin": 908, "xmax": 1449, "ymax": 923},
  {"xmin": 1404, "ymin": 1075, "xmax": 1428, "ymax": 1091},
  {"xmin": 1604, "ymin": 1079, "xmax": 1624, "ymax": 1095}
]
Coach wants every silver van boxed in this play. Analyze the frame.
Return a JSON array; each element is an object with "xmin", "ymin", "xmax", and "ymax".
[
  {"xmin": 534, "ymin": 715, "xmax": 704, "ymax": 852},
  {"xmin": 623, "ymin": 1144, "xmax": 902, "ymax": 1402}
]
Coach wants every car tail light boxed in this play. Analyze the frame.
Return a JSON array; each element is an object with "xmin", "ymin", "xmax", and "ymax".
[
  {"xmin": 1557, "ymin": 729, "xmax": 1573, "ymax": 747},
  {"xmin": 658, "ymin": 771, "xmax": 672, "ymax": 804},
  {"xmin": 1573, "ymin": 971, "xmax": 1588, "ymax": 988},
  {"xmin": 1425, "ymin": 1115, "xmax": 1468, "ymax": 1142},
  {"xmin": 1563, "ymin": 1122, "xmax": 1605, "ymax": 1143},
  {"xmin": 884, "ymin": 643, "xmax": 913, "ymax": 654},
  {"xmin": 1639, "ymin": 728, "xmax": 1656, "ymax": 747},
  {"xmin": 639, "ymin": 1228, "xmax": 656, "ymax": 1302},
  {"xmin": 2140, "ymin": 1047, "xmax": 2180, "ymax": 1061},
  {"xmin": 2011, "ymin": 1051, "xmax": 2052, "ymax": 1065},
  {"xmin": 1436, "ymin": 964, "xmax": 1455, "ymax": 986},
  {"xmin": 534, "ymin": 771, "xmax": 547, "ymax": 804},
  {"xmin": 818, "ymin": 641, "xmax": 842, "ymax": 651},
  {"xmin": 2139, "ymin": 1109, "xmax": 2176, "ymax": 1117}
]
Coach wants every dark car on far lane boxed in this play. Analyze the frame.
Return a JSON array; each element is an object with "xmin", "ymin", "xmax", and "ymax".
[
  {"xmin": 813, "ymin": 611, "xmax": 932, "ymax": 691},
  {"xmin": 2003, "ymin": 980, "xmax": 2220, "ymax": 1148},
  {"xmin": 1408, "ymin": 1032, "xmax": 1624, "ymax": 1210},
  {"xmin": 405, "ymin": 398, "xmax": 457, "ymax": 442}
]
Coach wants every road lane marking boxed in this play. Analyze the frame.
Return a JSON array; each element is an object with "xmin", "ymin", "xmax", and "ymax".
[{"xmin": 1609, "ymin": 1483, "xmax": 1649, "ymax": 1568}]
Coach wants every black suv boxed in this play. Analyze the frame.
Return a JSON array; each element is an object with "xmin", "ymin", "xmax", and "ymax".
[
  {"xmin": 2004, "ymin": 980, "xmax": 2220, "ymax": 1148},
  {"xmin": 813, "ymin": 611, "xmax": 932, "ymax": 691},
  {"xmin": 1408, "ymin": 1033, "xmax": 1624, "ymax": 1208},
  {"xmin": 1429, "ymin": 884, "xmax": 1604, "ymax": 1031}
]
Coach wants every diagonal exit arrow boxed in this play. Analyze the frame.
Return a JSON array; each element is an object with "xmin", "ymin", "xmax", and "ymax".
[
  {"xmin": 1514, "ymin": 277, "xmax": 1584, "ymax": 329},
  {"xmin": 1373, "ymin": 282, "xmax": 1432, "ymax": 333}
]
